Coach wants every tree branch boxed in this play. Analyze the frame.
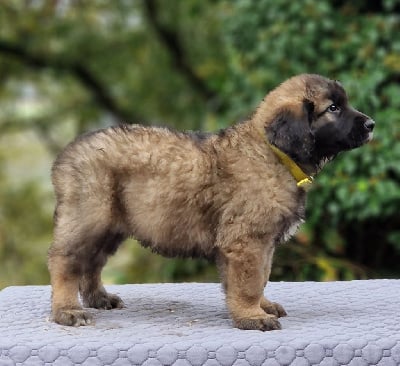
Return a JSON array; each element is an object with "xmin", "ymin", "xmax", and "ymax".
[
  {"xmin": 143, "ymin": 0, "xmax": 222, "ymax": 109},
  {"xmin": 0, "ymin": 39, "xmax": 144, "ymax": 124}
]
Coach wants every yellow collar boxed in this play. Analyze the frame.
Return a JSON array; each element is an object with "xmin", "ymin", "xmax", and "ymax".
[{"xmin": 267, "ymin": 143, "xmax": 313, "ymax": 188}]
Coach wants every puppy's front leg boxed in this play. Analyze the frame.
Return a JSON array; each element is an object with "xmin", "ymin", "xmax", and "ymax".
[
  {"xmin": 218, "ymin": 240, "xmax": 281, "ymax": 331},
  {"xmin": 260, "ymin": 245, "xmax": 287, "ymax": 318}
]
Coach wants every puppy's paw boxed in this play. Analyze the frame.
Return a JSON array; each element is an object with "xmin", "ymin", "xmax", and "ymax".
[
  {"xmin": 53, "ymin": 308, "xmax": 93, "ymax": 326},
  {"xmin": 83, "ymin": 292, "xmax": 125, "ymax": 310},
  {"xmin": 234, "ymin": 314, "xmax": 281, "ymax": 331},
  {"xmin": 260, "ymin": 298, "xmax": 287, "ymax": 318},
  {"xmin": 106, "ymin": 293, "xmax": 125, "ymax": 309}
]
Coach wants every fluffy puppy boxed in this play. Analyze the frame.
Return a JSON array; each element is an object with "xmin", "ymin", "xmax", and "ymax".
[{"xmin": 48, "ymin": 74, "xmax": 374, "ymax": 330}]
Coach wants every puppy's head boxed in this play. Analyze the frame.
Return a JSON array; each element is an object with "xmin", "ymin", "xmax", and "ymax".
[{"xmin": 257, "ymin": 74, "xmax": 374, "ymax": 172}]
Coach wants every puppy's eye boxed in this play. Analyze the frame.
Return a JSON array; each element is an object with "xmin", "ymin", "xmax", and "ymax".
[{"xmin": 328, "ymin": 104, "xmax": 340, "ymax": 112}]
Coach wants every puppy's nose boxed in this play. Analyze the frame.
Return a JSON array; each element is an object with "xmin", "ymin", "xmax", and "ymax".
[{"xmin": 364, "ymin": 119, "xmax": 375, "ymax": 132}]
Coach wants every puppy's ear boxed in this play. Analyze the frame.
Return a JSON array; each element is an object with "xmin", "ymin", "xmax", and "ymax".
[
  {"xmin": 265, "ymin": 103, "xmax": 315, "ymax": 164},
  {"xmin": 303, "ymin": 99, "xmax": 315, "ymax": 125}
]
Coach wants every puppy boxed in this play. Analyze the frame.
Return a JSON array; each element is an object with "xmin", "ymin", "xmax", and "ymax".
[{"xmin": 48, "ymin": 74, "xmax": 374, "ymax": 330}]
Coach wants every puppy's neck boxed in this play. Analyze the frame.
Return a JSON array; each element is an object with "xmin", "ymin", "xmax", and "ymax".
[
  {"xmin": 268, "ymin": 144, "xmax": 334, "ymax": 178},
  {"xmin": 267, "ymin": 143, "xmax": 314, "ymax": 188}
]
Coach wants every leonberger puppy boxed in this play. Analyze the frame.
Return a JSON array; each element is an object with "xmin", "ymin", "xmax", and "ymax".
[{"xmin": 48, "ymin": 74, "xmax": 374, "ymax": 331}]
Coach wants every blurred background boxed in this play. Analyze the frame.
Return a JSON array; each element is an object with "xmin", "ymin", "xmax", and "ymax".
[{"xmin": 0, "ymin": 0, "xmax": 399, "ymax": 289}]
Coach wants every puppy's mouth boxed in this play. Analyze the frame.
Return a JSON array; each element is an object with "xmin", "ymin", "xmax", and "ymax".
[
  {"xmin": 351, "ymin": 133, "xmax": 373, "ymax": 149},
  {"xmin": 359, "ymin": 131, "xmax": 373, "ymax": 146},
  {"xmin": 365, "ymin": 131, "xmax": 374, "ymax": 143},
  {"xmin": 352, "ymin": 119, "xmax": 375, "ymax": 147}
]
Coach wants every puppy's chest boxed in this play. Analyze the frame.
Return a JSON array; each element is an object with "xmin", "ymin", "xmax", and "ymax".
[
  {"xmin": 275, "ymin": 190, "xmax": 307, "ymax": 245},
  {"xmin": 277, "ymin": 217, "xmax": 304, "ymax": 244}
]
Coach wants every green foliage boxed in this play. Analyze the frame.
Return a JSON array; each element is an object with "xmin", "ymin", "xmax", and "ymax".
[
  {"xmin": 0, "ymin": 179, "xmax": 52, "ymax": 287},
  {"xmin": 0, "ymin": 0, "xmax": 399, "ymax": 287}
]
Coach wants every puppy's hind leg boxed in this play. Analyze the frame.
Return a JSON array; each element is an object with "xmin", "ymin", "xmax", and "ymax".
[{"xmin": 79, "ymin": 231, "xmax": 126, "ymax": 310}]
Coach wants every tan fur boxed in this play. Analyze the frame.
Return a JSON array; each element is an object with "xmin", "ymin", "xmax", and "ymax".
[{"xmin": 48, "ymin": 74, "xmax": 373, "ymax": 330}]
